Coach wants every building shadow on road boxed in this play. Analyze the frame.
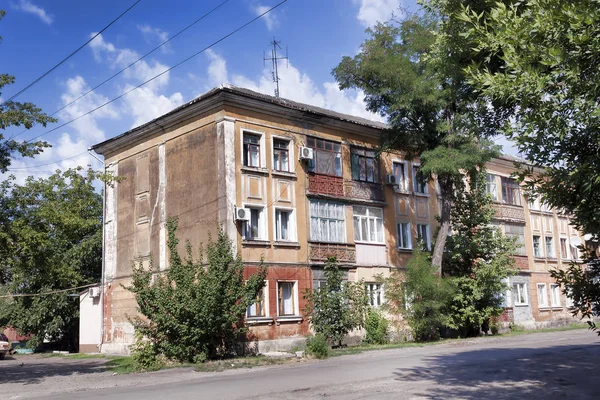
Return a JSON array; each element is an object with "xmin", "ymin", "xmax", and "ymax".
[
  {"xmin": 0, "ymin": 355, "xmax": 108, "ymax": 385},
  {"xmin": 393, "ymin": 343, "xmax": 600, "ymax": 399}
]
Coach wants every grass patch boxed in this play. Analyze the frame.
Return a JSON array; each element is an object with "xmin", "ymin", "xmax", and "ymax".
[
  {"xmin": 41, "ymin": 352, "xmax": 107, "ymax": 359},
  {"xmin": 331, "ymin": 341, "xmax": 426, "ymax": 357},
  {"xmin": 502, "ymin": 322, "xmax": 588, "ymax": 337},
  {"xmin": 194, "ymin": 355, "xmax": 292, "ymax": 372},
  {"xmin": 104, "ymin": 356, "xmax": 138, "ymax": 374}
]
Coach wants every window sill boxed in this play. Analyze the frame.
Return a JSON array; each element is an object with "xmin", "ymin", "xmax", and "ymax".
[
  {"xmin": 274, "ymin": 241, "xmax": 300, "ymax": 248},
  {"xmin": 242, "ymin": 240, "xmax": 271, "ymax": 247},
  {"xmin": 241, "ymin": 166, "xmax": 269, "ymax": 175},
  {"xmin": 414, "ymin": 192, "xmax": 429, "ymax": 198},
  {"xmin": 397, "ymin": 248, "xmax": 413, "ymax": 253},
  {"xmin": 500, "ymin": 202, "xmax": 523, "ymax": 208},
  {"xmin": 271, "ymin": 170, "xmax": 297, "ymax": 179},
  {"xmin": 394, "ymin": 188, "xmax": 411, "ymax": 195},
  {"xmin": 538, "ymin": 306, "xmax": 563, "ymax": 311},
  {"xmin": 354, "ymin": 241, "xmax": 386, "ymax": 246},
  {"xmin": 514, "ymin": 304, "xmax": 529, "ymax": 307},
  {"xmin": 245, "ymin": 317, "xmax": 274, "ymax": 325},
  {"xmin": 276, "ymin": 316, "xmax": 303, "ymax": 324}
]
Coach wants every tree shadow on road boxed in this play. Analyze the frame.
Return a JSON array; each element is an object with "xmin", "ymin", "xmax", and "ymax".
[
  {"xmin": 393, "ymin": 343, "xmax": 599, "ymax": 399},
  {"xmin": 0, "ymin": 355, "xmax": 109, "ymax": 385}
]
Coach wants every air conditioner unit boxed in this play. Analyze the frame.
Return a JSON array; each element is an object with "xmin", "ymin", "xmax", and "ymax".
[
  {"xmin": 235, "ymin": 207, "xmax": 251, "ymax": 221},
  {"xmin": 385, "ymin": 174, "xmax": 397, "ymax": 185},
  {"xmin": 88, "ymin": 287, "xmax": 101, "ymax": 298},
  {"xmin": 299, "ymin": 146, "xmax": 314, "ymax": 161}
]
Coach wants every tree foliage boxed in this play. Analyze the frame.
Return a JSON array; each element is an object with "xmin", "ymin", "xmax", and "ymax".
[
  {"xmin": 0, "ymin": 10, "xmax": 56, "ymax": 172},
  {"xmin": 303, "ymin": 257, "xmax": 369, "ymax": 347},
  {"xmin": 127, "ymin": 218, "xmax": 267, "ymax": 363},
  {"xmin": 443, "ymin": 169, "xmax": 517, "ymax": 336},
  {"xmin": 333, "ymin": 6, "xmax": 500, "ymax": 270},
  {"xmin": 0, "ymin": 168, "xmax": 103, "ymax": 349}
]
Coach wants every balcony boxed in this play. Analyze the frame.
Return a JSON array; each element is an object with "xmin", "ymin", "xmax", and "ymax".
[
  {"xmin": 343, "ymin": 180, "xmax": 384, "ymax": 202},
  {"xmin": 492, "ymin": 203, "xmax": 526, "ymax": 223},
  {"xmin": 308, "ymin": 174, "xmax": 344, "ymax": 197},
  {"xmin": 308, "ymin": 242, "xmax": 356, "ymax": 263}
]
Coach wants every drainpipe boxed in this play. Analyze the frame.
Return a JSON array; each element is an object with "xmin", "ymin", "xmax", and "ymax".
[{"xmin": 88, "ymin": 148, "xmax": 105, "ymax": 353}]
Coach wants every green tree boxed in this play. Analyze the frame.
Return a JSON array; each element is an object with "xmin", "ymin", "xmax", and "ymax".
[
  {"xmin": 382, "ymin": 247, "xmax": 454, "ymax": 342},
  {"xmin": 0, "ymin": 168, "xmax": 103, "ymax": 350},
  {"xmin": 458, "ymin": 0, "xmax": 600, "ymax": 330},
  {"xmin": 127, "ymin": 218, "xmax": 267, "ymax": 363},
  {"xmin": 303, "ymin": 257, "xmax": 369, "ymax": 347},
  {"xmin": 443, "ymin": 169, "xmax": 517, "ymax": 337},
  {"xmin": 333, "ymin": 6, "xmax": 500, "ymax": 271},
  {"xmin": 0, "ymin": 10, "xmax": 56, "ymax": 172}
]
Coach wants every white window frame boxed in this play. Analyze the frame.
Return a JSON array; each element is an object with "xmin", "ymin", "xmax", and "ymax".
[
  {"xmin": 366, "ymin": 282, "xmax": 384, "ymax": 308},
  {"xmin": 247, "ymin": 281, "xmax": 270, "ymax": 318},
  {"xmin": 559, "ymin": 237, "xmax": 570, "ymax": 260},
  {"xmin": 271, "ymin": 135, "xmax": 294, "ymax": 173},
  {"xmin": 416, "ymin": 224, "xmax": 431, "ymax": 250},
  {"xmin": 501, "ymin": 278, "xmax": 511, "ymax": 307},
  {"xmin": 241, "ymin": 129, "xmax": 266, "ymax": 168},
  {"xmin": 550, "ymin": 284, "xmax": 561, "ymax": 307},
  {"xmin": 412, "ymin": 164, "xmax": 428, "ymax": 194},
  {"xmin": 566, "ymin": 291, "xmax": 575, "ymax": 308},
  {"xmin": 513, "ymin": 283, "xmax": 528, "ymax": 306},
  {"xmin": 537, "ymin": 283, "xmax": 548, "ymax": 307},
  {"xmin": 242, "ymin": 203, "xmax": 267, "ymax": 241},
  {"xmin": 528, "ymin": 195, "xmax": 541, "ymax": 211},
  {"xmin": 545, "ymin": 236, "xmax": 555, "ymax": 258},
  {"xmin": 277, "ymin": 280, "xmax": 299, "ymax": 316},
  {"xmin": 533, "ymin": 235, "xmax": 543, "ymax": 258},
  {"xmin": 353, "ymin": 206, "xmax": 385, "ymax": 244},
  {"xmin": 486, "ymin": 174, "xmax": 498, "ymax": 201},
  {"xmin": 392, "ymin": 159, "xmax": 409, "ymax": 192},
  {"xmin": 309, "ymin": 199, "xmax": 346, "ymax": 243},
  {"xmin": 273, "ymin": 207, "xmax": 296, "ymax": 242},
  {"xmin": 397, "ymin": 221, "xmax": 412, "ymax": 250}
]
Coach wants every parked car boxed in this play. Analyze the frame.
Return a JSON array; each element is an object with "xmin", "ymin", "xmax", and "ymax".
[{"xmin": 0, "ymin": 333, "xmax": 9, "ymax": 360}]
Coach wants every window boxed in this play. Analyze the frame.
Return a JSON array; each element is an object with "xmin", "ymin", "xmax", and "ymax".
[
  {"xmin": 570, "ymin": 244, "xmax": 579, "ymax": 260},
  {"xmin": 351, "ymin": 148, "xmax": 380, "ymax": 183},
  {"xmin": 513, "ymin": 283, "xmax": 528, "ymax": 306},
  {"xmin": 366, "ymin": 283, "xmax": 384, "ymax": 308},
  {"xmin": 533, "ymin": 235, "xmax": 542, "ymax": 257},
  {"xmin": 353, "ymin": 206, "xmax": 384, "ymax": 243},
  {"xmin": 505, "ymin": 224, "xmax": 526, "ymax": 256},
  {"xmin": 275, "ymin": 209, "xmax": 294, "ymax": 241},
  {"xmin": 309, "ymin": 200, "xmax": 345, "ymax": 242},
  {"xmin": 278, "ymin": 281, "xmax": 296, "ymax": 316},
  {"xmin": 247, "ymin": 285, "xmax": 267, "ymax": 317},
  {"xmin": 537, "ymin": 284, "xmax": 548, "ymax": 307},
  {"xmin": 242, "ymin": 207, "xmax": 265, "ymax": 240},
  {"xmin": 501, "ymin": 177, "xmax": 521, "ymax": 206},
  {"xmin": 486, "ymin": 174, "xmax": 498, "ymax": 201},
  {"xmin": 243, "ymin": 133, "xmax": 261, "ymax": 167},
  {"xmin": 550, "ymin": 284, "xmax": 561, "ymax": 307},
  {"xmin": 306, "ymin": 137, "xmax": 342, "ymax": 177},
  {"xmin": 545, "ymin": 236, "xmax": 554, "ymax": 258},
  {"xmin": 397, "ymin": 222, "xmax": 412, "ymax": 250},
  {"xmin": 566, "ymin": 291, "xmax": 575, "ymax": 308},
  {"xmin": 273, "ymin": 139, "xmax": 290, "ymax": 172},
  {"xmin": 393, "ymin": 161, "xmax": 408, "ymax": 191},
  {"xmin": 417, "ymin": 224, "xmax": 430, "ymax": 250},
  {"xmin": 528, "ymin": 195, "xmax": 540, "ymax": 211},
  {"xmin": 413, "ymin": 166, "xmax": 428, "ymax": 194},
  {"xmin": 541, "ymin": 201, "xmax": 552, "ymax": 213},
  {"xmin": 560, "ymin": 238, "xmax": 569, "ymax": 259}
]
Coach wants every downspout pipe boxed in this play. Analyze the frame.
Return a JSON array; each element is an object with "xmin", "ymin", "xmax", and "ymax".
[{"xmin": 88, "ymin": 148, "xmax": 105, "ymax": 353}]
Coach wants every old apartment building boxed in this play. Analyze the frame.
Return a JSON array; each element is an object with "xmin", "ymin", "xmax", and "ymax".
[{"xmin": 90, "ymin": 85, "xmax": 583, "ymax": 354}]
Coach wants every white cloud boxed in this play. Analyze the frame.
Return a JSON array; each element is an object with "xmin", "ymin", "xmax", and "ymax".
[
  {"xmin": 253, "ymin": 5, "xmax": 279, "ymax": 31},
  {"xmin": 88, "ymin": 33, "xmax": 184, "ymax": 127},
  {"xmin": 205, "ymin": 50, "xmax": 385, "ymax": 123},
  {"xmin": 11, "ymin": 0, "xmax": 53, "ymax": 25},
  {"xmin": 354, "ymin": 0, "xmax": 402, "ymax": 28},
  {"xmin": 137, "ymin": 24, "xmax": 172, "ymax": 53}
]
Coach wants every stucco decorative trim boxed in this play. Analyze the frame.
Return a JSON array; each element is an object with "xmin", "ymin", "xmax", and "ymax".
[
  {"xmin": 217, "ymin": 118, "xmax": 237, "ymax": 254},
  {"xmin": 104, "ymin": 162, "xmax": 118, "ymax": 281}
]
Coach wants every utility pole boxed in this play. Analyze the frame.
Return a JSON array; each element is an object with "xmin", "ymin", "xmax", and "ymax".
[{"xmin": 263, "ymin": 38, "xmax": 288, "ymax": 98}]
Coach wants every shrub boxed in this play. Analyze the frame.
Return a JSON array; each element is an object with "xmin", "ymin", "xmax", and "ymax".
[
  {"xmin": 364, "ymin": 309, "xmax": 389, "ymax": 345},
  {"xmin": 127, "ymin": 218, "xmax": 266, "ymax": 363},
  {"xmin": 130, "ymin": 332, "xmax": 162, "ymax": 371},
  {"xmin": 303, "ymin": 257, "xmax": 369, "ymax": 347},
  {"xmin": 306, "ymin": 334, "xmax": 329, "ymax": 359}
]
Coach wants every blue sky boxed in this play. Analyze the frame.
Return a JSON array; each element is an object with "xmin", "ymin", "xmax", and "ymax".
[{"xmin": 1, "ymin": 0, "xmax": 515, "ymax": 180}]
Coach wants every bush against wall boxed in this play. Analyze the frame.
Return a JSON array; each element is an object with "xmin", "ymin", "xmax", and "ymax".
[
  {"xmin": 303, "ymin": 257, "xmax": 369, "ymax": 347},
  {"xmin": 127, "ymin": 217, "xmax": 266, "ymax": 363},
  {"xmin": 364, "ymin": 309, "xmax": 389, "ymax": 345}
]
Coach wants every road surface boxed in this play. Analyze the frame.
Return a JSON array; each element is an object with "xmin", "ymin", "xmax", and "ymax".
[{"xmin": 7, "ymin": 329, "xmax": 600, "ymax": 399}]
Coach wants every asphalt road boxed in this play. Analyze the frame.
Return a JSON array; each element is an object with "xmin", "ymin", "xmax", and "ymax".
[{"xmin": 25, "ymin": 330, "xmax": 600, "ymax": 399}]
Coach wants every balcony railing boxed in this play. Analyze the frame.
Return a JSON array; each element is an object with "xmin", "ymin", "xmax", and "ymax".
[
  {"xmin": 343, "ymin": 180, "xmax": 384, "ymax": 202},
  {"xmin": 308, "ymin": 242, "xmax": 356, "ymax": 263},
  {"xmin": 492, "ymin": 203, "xmax": 526, "ymax": 223},
  {"xmin": 307, "ymin": 174, "xmax": 384, "ymax": 202}
]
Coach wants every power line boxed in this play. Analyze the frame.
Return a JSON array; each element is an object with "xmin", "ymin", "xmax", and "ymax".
[
  {"xmin": 0, "ymin": 283, "xmax": 98, "ymax": 299},
  {"xmin": 9, "ymin": 0, "xmax": 232, "ymax": 141},
  {"xmin": 1, "ymin": 0, "xmax": 142, "ymax": 106},
  {"xmin": 24, "ymin": 0, "xmax": 289, "ymax": 144},
  {"xmin": 6, "ymin": 151, "xmax": 91, "ymax": 170}
]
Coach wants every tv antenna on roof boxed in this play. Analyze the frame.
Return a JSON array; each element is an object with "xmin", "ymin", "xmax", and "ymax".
[{"xmin": 263, "ymin": 38, "xmax": 288, "ymax": 98}]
